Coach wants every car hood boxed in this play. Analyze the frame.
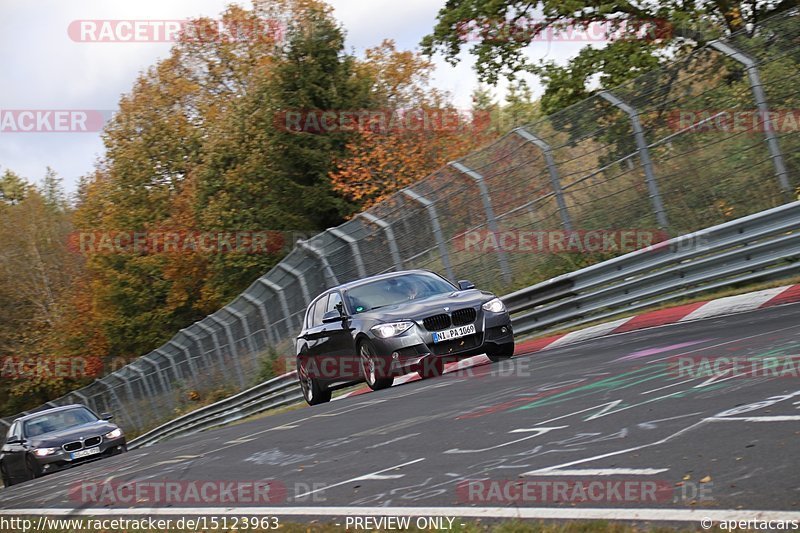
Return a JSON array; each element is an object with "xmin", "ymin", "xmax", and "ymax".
[
  {"xmin": 354, "ymin": 289, "xmax": 493, "ymax": 322},
  {"xmin": 28, "ymin": 421, "xmax": 118, "ymax": 447}
]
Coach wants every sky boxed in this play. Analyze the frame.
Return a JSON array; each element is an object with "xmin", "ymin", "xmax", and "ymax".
[{"xmin": 0, "ymin": 0, "xmax": 587, "ymax": 194}]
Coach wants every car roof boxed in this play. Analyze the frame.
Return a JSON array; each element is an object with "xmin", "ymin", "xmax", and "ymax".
[
  {"xmin": 328, "ymin": 269, "xmax": 449, "ymax": 293},
  {"xmin": 14, "ymin": 404, "xmax": 90, "ymax": 423}
]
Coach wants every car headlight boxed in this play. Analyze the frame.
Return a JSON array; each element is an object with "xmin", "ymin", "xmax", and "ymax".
[
  {"xmin": 105, "ymin": 428, "xmax": 123, "ymax": 439},
  {"xmin": 371, "ymin": 321, "xmax": 414, "ymax": 338},
  {"xmin": 482, "ymin": 298, "xmax": 506, "ymax": 313},
  {"xmin": 34, "ymin": 447, "xmax": 56, "ymax": 456}
]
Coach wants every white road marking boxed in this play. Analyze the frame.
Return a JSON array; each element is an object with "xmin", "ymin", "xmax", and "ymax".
[
  {"xmin": 294, "ymin": 458, "xmax": 425, "ymax": 499},
  {"xmin": 708, "ymin": 415, "xmax": 800, "ymax": 422},
  {"xmin": 366, "ymin": 433, "xmax": 420, "ymax": 449},
  {"xmin": 524, "ymin": 468, "xmax": 668, "ymax": 476},
  {"xmin": 2, "ymin": 506, "xmax": 799, "ymax": 522},
  {"xmin": 444, "ymin": 427, "xmax": 566, "ymax": 454}
]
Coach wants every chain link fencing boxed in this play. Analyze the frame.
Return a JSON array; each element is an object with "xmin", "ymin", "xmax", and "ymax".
[{"xmin": 3, "ymin": 11, "xmax": 798, "ymax": 435}]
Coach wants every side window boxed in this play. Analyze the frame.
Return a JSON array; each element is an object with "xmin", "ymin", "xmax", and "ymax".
[
  {"xmin": 326, "ymin": 292, "xmax": 342, "ymax": 313},
  {"xmin": 312, "ymin": 296, "xmax": 327, "ymax": 326},
  {"xmin": 305, "ymin": 303, "xmax": 316, "ymax": 329}
]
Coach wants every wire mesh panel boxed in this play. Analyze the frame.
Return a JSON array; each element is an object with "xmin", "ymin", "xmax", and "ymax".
[{"xmin": 7, "ymin": 11, "xmax": 799, "ymax": 435}]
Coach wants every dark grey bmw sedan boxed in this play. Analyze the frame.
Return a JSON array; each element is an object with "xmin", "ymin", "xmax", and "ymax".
[{"xmin": 295, "ymin": 270, "xmax": 514, "ymax": 405}]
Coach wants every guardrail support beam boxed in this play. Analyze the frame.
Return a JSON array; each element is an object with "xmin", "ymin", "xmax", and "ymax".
[
  {"xmin": 599, "ymin": 91, "xmax": 669, "ymax": 229},
  {"xmin": 359, "ymin": 212, "xmax": 403, "ymax": 271},
  {"xmin": 709, "ymin": 40, "xmax": 791, "ymax": 195},
  {"xmin": 328, "ymin": 228, "xmax": 367, "ymax": 279},
  {"xmin": 402, "ymin": 188, "xmax": 454, "ymax": 280},
  {"xmin": 449, "ymin": 161, "xmax": 512, "ymax": 284},
  {"xmin": 514, "ymin": 128, "xmax": 573, "ymax": 230}
]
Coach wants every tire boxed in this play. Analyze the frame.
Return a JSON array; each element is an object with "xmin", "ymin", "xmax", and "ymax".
[
  {"xmin": 298, "ymin": 359, "xmax": 332, "ymax": 405},
  {"xmin": 418, "ymin": 356, "xmax": 445, "ymax": 379},
  {"xmin": 1, "ymin": 463, "xmax": 13, "ymax": 487},
  {"xmin": 359, "ymin": 339, "xmax": 393, "ymax": 391},
  {"xmin": 487, "ymin": 342, "xmax": 515, "ymax": 363},
  {"xmin": 24, "ymin": 455, "xmax": 40, "ymax": 481}
]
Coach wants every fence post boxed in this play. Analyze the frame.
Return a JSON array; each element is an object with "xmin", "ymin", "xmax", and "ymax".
[
  {"xmin": 298, "ymin": 239, "xmax": 339, "ymax": 286},
  {"xmin": 155, "ymin": 347, "xmax": 183, "ymax": 382},
  {"xmin": 208, "ymin": 315, "xmax": 246, "ymax": 388},
  {"xmin": 257, "ymin": 278, "xmax": 294, "ymax": 335},
  {"xmin": 599, "ymin": 90, "xmax": 670, "ymax": 229},
  {"xmin": 327, "ymin": 228, "xmax": 367, "ymax": 279},
  {"xmin": 514, "ymin": 127, "xmax": 573, "ymax": 230},
  {"xmin": 181, "ymin": 328, "xmax": 213, "ymax": 370},
  {"xmin": 142, "ymin": 355, "xmax": 174, "ymax": 409},
  {"xmin": 99, "ymin": 377, "xmax": 139, "ymax": 431},
  {"xmin": 450, "ymin": 161, "xmax": 512, "ymax": 284},
  {"xmin": 709, "ymin": 40, "xmax": 791, "ymax": 194},
  {"xmin": 226, "ymin": 306, "xmax": 260, "ymax": 367},
  {"xmin": 129, "ymin": 363, "xmax": 159, "ymax": 413},
  {"xmin": 278, "ymin": 263, "xmax": 311, "ymax": 306},
  {"xmin": 359, "ymin": 212, "xmax": 403, "ymax": 271},
  {"xmin": 167, "ymin": 340, "xmax": 199, "ymax": 381},
  {"xmin": 242, "ymin": 293, "xmax": 278, "ymax": 347},
  {"xmin": 401, "ymin": 188, "xmax": 454, "ymax": 279}
]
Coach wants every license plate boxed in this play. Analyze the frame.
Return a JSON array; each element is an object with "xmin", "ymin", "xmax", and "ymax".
[
  {"xmin": 71, "ymin": 446, "xmax": 100, "ymax": 460},
  {"xmin": 432, "ymin": 323, "xmax": 476, "ymax": 343}
]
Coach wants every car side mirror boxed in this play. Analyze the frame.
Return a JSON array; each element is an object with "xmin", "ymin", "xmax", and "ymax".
[
  {"xmin": 101, "ymin": 413, "xmax": 114, "ymax": 421},
  {"xmin": 5, "ymin": 437, "xmax": 23, "ymax": 445},
  {"xmin": 457, "ymin": 279, "xmax": 476, "ymax": 290},
  {"xmin": 322, "ymin": 310, "xmax": 343, "ymax": 323}
]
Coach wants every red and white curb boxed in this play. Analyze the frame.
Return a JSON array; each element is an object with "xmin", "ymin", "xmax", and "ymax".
[{"xmin": 337, "ymin": 284, "xmax": 800, "ymax": 400}]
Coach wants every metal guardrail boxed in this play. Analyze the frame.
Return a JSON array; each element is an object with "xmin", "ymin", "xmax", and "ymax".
[
  {"xmin": 503, "ymin": 201, "xmax": 800, "ymax": 335},
  {"xmin": 128, "ymin": 201, "xmax": 800, "ymax": 448},
  {"xmin": 128, "ymin": 372, "xmax": 301, "ymax": 449}
]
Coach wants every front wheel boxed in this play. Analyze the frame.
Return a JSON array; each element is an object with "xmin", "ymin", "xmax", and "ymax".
[
  {"xmin": 487, "ymin": 342, "xmax": 515, "ymax": 362},
  {"xmin": 298, "ymin": 359, "xmax": 331, "ymax": 405},
  {"xmin": 359, "ymin": 340, "xmax": 393, "ymax": 391},
  {"xmin": 1, "ymin": 462, "xmax": 13, "ymax": 487}
]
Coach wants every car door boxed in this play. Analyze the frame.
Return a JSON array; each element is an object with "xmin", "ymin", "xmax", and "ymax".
[
  {"xmin": 322, "ymin": 291, "xmax": 359, "ymax": 379},
  {"xmin": 2, "ymin": 421, "xmax": 27, "ymax": 480}
]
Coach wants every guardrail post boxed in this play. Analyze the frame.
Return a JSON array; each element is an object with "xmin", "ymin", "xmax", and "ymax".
[
  {"xmin": 155, "ymin": 347, "xmax": 183, "ymax": 382},
  {"xmin": 99, "ymin": 377, "xmax": 139, "ymax": 431},
  {"xmin": 168, "ymin": 340, "xmax": 199, "ymax": 381},
  {"xmin": 450, "ymin": 161, "xmax": 512, "ymax": 284},
  {"xmin": 514, "ymin": 127, "xmax": 573, "ymax": 230},
  {"xmin": 208, "ymin": 315, "xmax": 246, "ymax": 388},
  {"xmin": 298, "ymin": 239, "xmax": 339, "ymax": 286},
  {"xmin": 327, "ymin": 228, "xmax": 367, "ymax": 279},
  {"xmin": 242, "ymin": 293, "xmax": 278, "ymax": 347},
  {"xmin": 359, "ymin": 212, "xmax": 403, "ymax": 271},
  {"xmin": 142, "ymin": 355, "xmax": 174, "ymax": 409},
  {"xmin": 599, "ymin": 91, "xmax": 670, "ymax": 229},
  {"xmin": 226, "ymin": 307, "xmax": 260, "ymax": 367},
  {"xmin": 709, "ymin": 40, "xmax": 791, "ymax": 195},
  {"xmin": 129, "ymin": 363, "xmax": 159, "ymax": 413},
  {"xmin": 402, "ymin": 188, "xmax": 454, "ymax": 280},
  {"xmin": 257, "ymin": 278, "xmax": 294, "ymax": 334},
  {"xmin": 181, "ymin": 328, "xmax": 213, "ymax": 369}
]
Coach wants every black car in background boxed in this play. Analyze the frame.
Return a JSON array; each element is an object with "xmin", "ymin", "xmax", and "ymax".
[
  {"xmin": 0, "ymin": 404, "xmax": 126, "ymax": 486},
  {"xmin": 295, "ymin": 270, "xmax": 514, "ymax": 405}
]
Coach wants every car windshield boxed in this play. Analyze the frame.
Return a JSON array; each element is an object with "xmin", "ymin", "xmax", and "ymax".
[
  {"xmin": 23, "ymin": 408, "xmax": 98, "ymax": 437},
  {"xmin": 346, "ymin": 273, "xmax": 455, "ymax": 313}
]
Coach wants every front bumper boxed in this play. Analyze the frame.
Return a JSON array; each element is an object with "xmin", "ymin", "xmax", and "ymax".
[
  {"xmin": 34, "ymin": 436, "xmax": 127, "ymax": 476},
  {"xmin": 372, "ymin": 309, "xmax": 514, "ymax": 375}
]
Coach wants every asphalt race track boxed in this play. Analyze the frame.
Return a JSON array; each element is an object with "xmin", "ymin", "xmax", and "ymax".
[{"xmin": 2, "ymin": 303, "xmax": 800, "ymax": 524}]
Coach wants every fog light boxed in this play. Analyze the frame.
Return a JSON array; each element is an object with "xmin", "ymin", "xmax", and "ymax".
[
  {"xmin": 392, "ymin": 352, "xmax": 399, "ymax": 360},
  {"xmin": 501, "ymin": 326, "xmax": 508, "ymax": 334}
]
